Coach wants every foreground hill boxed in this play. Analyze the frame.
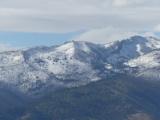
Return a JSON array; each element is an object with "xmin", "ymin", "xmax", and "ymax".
[
  {"xmin": 0, "ymin": 84, "xmax": 27, "ymax": 120},
  {"xmin": 19, "ymin": 75, "xmax": 160, "ymax": 120}
]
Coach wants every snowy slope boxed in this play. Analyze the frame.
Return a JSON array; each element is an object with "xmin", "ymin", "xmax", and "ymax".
[
  {"xmin": 0, "ymin": 41, "xmax": 103, "ymax": 94},
  {"xmin": 0, "ymin": 35, "xmax": 160, "ymax": 94},
  {"xmin": 105, "ymin": 36, "xmax": 160, "ymax": 64},
  {"xmin": 125, "ymin": 50, "xmax": 160, "ymax": 80}
]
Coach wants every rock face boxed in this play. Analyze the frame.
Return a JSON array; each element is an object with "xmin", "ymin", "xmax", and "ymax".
[{"xmin": 0, "ymin": 35, "xmax": 160, "ymax": 94}]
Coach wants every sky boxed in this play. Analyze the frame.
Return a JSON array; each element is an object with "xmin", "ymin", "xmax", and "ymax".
[
  {"xmin": 0, "ymin": 0, "xmax": 160, "ymax": 48},
  {"xmin": 0, "ymin": 31, "xmax": 80, "ymax": 48}
]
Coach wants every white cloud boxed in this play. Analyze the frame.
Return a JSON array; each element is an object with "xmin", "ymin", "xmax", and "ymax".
[
  {"xmin": 154, "ymin": 24, "xmax": 160, "ymax": 32},
  {"xmin": 112, "ymin": 0, "xmax": 147, "ymax": 7},
  {"xmin": 142, "ymin": 32, "xmax": 158, "ymax": 38},
  {"xmin": 75, "ymin": 27, "xmax": 138, "ymax": 44},
  {"xmin": 112, "ymin": 0, "xmax": 128, "ymax": 7},
  {"xmin": 0, "ymin": 0, "xmax": 159, "ymax": 35},
  {"xmin": 74, "ymin": 27, "xmax": 160, "ymax": 44}
]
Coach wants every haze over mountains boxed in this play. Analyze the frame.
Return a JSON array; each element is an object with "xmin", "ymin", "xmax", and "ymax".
[{"xmin": 1, "ymin": 35, "xmax": 160, "ymax": 120}]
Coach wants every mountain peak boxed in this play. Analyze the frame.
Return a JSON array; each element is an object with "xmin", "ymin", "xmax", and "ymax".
[
  {"xmin": 1, "ymin": 35, "xmax": 160, "ymax": 94},
  {"xmin": 56, "ymin": 40, "xmax": 99, "ymax": 55}
]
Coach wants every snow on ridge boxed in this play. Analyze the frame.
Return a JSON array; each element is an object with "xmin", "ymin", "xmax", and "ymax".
[
  {"xmin": 55, "ymin": 42, "xmax": 75, "ymax": 55},
  {"xmin": 126, "ymin": 50, "xmax": 160, "ymax": 68},
  {"xmin": 0, "ymin": 35, "xmax": 160, "ymax": 94}
]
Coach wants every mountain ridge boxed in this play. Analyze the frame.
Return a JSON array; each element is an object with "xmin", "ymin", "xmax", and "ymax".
[{"xmin": 0, "ymin": 35, "xmax": 160, "ymax": 95}]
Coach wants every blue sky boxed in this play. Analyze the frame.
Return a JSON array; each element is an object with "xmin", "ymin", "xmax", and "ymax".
[
  {"xmin": 0, "ymin": 31, "xmax": 160, "ymax": 48},
  {"xmin": 0, "ymin": 31, "xmax": 81, "ymax": 48},
  {"xmin": 0, "ymin": 0, "xmax": 160, "ymax": 48}
]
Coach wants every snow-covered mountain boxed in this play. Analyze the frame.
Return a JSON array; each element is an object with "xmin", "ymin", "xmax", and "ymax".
[{"xmin": 0, "ymin": 35, "xmax": 160, "ymax": 95}]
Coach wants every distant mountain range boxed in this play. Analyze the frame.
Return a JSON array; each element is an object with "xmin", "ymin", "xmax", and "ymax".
[
  {"xmin": 0, "ymin": 35, "xmax": 160, "ymax": 95},
  {"xmin": 1, "ymin": 35, "xmax": 160, "ymax": 120}
]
